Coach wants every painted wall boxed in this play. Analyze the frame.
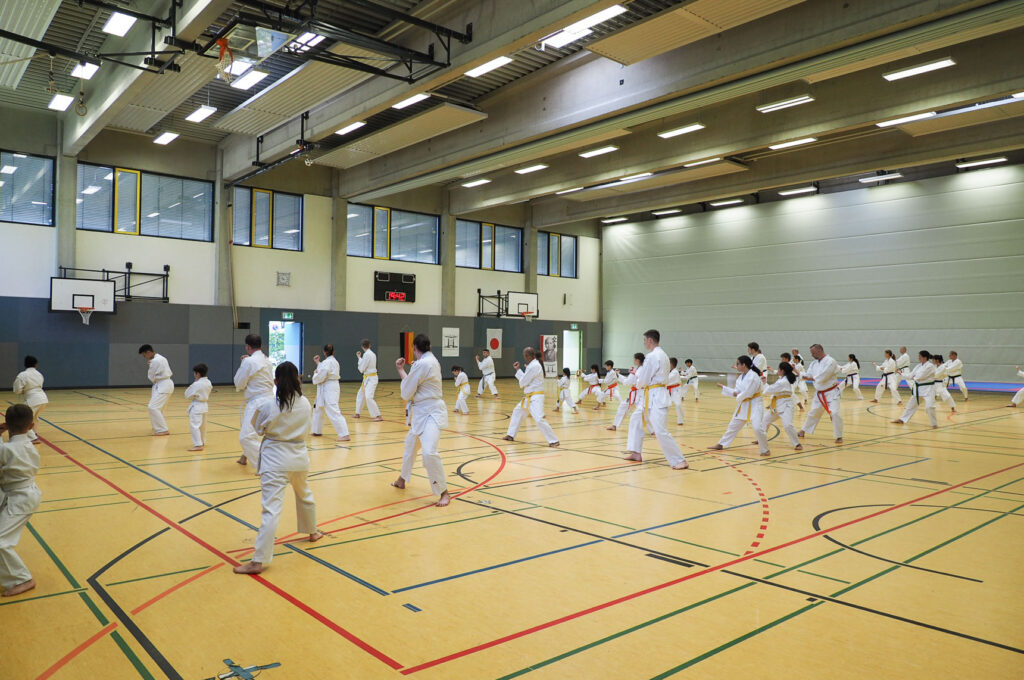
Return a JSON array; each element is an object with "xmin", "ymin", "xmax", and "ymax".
[
  {"xmin": 345, "ymin": 256, "xmax": 443, "ymax": 315},
  {"xmin": 602, "ymin": 166, "xmax": 1024, "ymax": 381},
  {"xmin": 538, "ymin": 235, "xmax": 601, "ymax": 323},
  {"xmin": 0, "ymin": 223, "xmax": 56, "ymax": 298}
]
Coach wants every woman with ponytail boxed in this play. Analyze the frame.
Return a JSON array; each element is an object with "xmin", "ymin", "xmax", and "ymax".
[
  {"xmin": 755, "ymin": 361, "xmax": 803, "ymax": 456},
  {"xmin": 839, "ymin": 353, "xmax": 863, "ymax": 400},
  {"xmin": 710, "ymin": 355, "xmax": 764, "ymax": 451}
]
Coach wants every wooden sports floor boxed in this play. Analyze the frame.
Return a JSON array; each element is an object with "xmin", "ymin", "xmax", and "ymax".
[{"xmin": 2, "ymin": 378, "xmax": 1022, "ymax": 679}]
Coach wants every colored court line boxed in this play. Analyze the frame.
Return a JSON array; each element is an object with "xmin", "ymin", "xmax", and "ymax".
[
  {"xmin": 129, "ymin": 564, "xmax": 225, "ymax": 615},
  {"xmin": 36, "ymin": 623, "xmax": 120, "ymax": 680},
  {"xmin": 399, "ymin": 459, "xmax": 1024, "ymax": 674}
]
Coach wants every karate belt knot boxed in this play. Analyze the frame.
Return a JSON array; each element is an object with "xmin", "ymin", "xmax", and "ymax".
[
  {"xmin": 604, "ymin": 383, "xmax": 618, "ymax": 393},
  {"xmin": 734, "ymin": 389, "xmax": 764, "ymax": 422},
  {"xmin": 667, "ymin": 384, "xmax": 679, "ymax": 394},
  {"xmin": 519, "ymin": 391, "xmax": 544, "ymax": 409},
  {"xmin": 844, "ymin": 373, "xmax": 858, "ymax": 385},
  {"xmin": 359, "ymin": 371, "xmax": 377, "ymax": 393},
  {"xmin": 628, "ymin": 387, "xmax": 638, "ymax": 406},
  {"xmin": 641, "ymin": 384, "xmax": 666, "ymax": 429},
  {"xmin": 815, "ymin": 382, "xmax": 840, "ymax": 418},
  {"xmin": 913, "ymin": 380, "xmax": 938, "ymax": 404}
]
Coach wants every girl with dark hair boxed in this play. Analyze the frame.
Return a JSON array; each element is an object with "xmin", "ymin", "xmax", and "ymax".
[
  {"xmin": 893, "ymin": 351, "xmax": 938, "ymax": 428},
  {"xmin": 609, "ymin": 353, "xmax": 648, "ymax": 432},
  {"xmin": 839, "ymin": 353, "xmax": 863, "ymax": 400},
  {"xmin": 755, "ymin": 362, "xmax": 803, "ymax": 456},
  {"xmin": 312, "ymin": 343, "xmax": 350, "ymax": 443},
  {"xmin": 555, "ymin": 367, "xmax": 578, "ymax": 414},
  {"xmin": 577, "ymin": 364, "xmax": 603, "ymax": 409},
  {"xmin": 13, "ymin": 356, "xmax": 47, "ymax": 443},
  {"xmin": 710, "ymin": 355, "xmax": 764, "ymax": 451},
  {"xmin": 235, "ymin": 361, "xmax": 323, "ymax": 575},
  {"xmin": 871, "ymin": 349, "xmax": 902, "ymax": 404}
]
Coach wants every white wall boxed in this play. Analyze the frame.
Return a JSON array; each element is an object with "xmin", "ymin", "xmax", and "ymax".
[
  {"xmin": 455, "ymin": 268, "xmax": 526, "ymax": 317},
  {"xmin": 538, "ymin": 235, "xmax": 601, "ymax": 322},
  {"xmin": 0, "ymin": 223, "xmax": 57, "ymax": 298},
  {"xmin": 346, "ymin": 256, "xmax": 443, "ymax": 315},
  {"xmin": 602, "ymin": 166, "xmax": 1024, "ymax": 381},
  {"xmin": 233, "ymin": 195, "xmax": 333, "ymax": 310}
]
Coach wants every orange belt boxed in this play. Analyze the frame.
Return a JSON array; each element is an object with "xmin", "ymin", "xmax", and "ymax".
[
  {"xmin": 628, "ymin": 387, "xmax": 638, "ymax": 405},
  {"xmin": 816, "ymin": 382, "xmax": 840, "ymax": 417},
  {"xmin": 604, "ymin": 383, "xmax": 618, "ymax": 392}
]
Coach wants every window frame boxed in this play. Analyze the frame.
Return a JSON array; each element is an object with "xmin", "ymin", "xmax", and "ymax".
[
  {"xmin": 454, "ymin": 218, "xmax": 524, "ymax": 273},
  {"xmin": 0, "ymin": 148, "xmax": 56, "ymax": 227},
  {"xmin": 538, "ymin": 230, "xmax": 578, "ymax": 278},
  {"xmin": 251, "ymin": 188, "xmax": 273, "ymax": 249},
  {"xmin": 346, "ymin": 202, "xmax": 442, "ymax": 265},
  {"xmin": 231, "ymin": 185, "xmax": 304, "ymax": 251},
  {"xmin": 113, "ymin": 168, "xmax": 142, "ymax": 235}
]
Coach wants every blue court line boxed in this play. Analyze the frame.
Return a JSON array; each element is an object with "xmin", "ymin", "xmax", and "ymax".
[
  {"xmin": 403, "ymin": 603, "xmax": 422, "ymax": 612},
  {"xmin": 283, "ymin": 544, "xmax": 390, "ymax": 596}
]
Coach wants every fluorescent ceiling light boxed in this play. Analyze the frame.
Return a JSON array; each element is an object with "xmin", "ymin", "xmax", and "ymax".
[
  {"xmin": 291, "ymin": 32, "xmax": 325, "ymax": 52},
  {"xmin": 618, "ymin": 172, "xmax": 652, "ymax": 182},
  {"xmin": 652, "ymin": 209, "xmax": 681, "ymax": 216},
  {"xmin": 658, "ymin": 123, "xmax": 705, "ymax": 139},
  {"xmin": 579, "ymin": 145, "xmax": 618, "ymax": 158},
  {"xmin": 227, "ymin": 60, "xmax": 254, "ymax": 76},
  {"xmin": 147, "ymin": 212, "xmax": 160, "ymax": 218},
  {"xmin": 601, "ymin": 217, "xmax": 628, "ymax": 224},
  {"xmin": 0, "ymin": 165, "xmax": 15, "ymax": 174},
  {"xmin": 542, "ymin": 28, "xmax": 592, "ymax": 49},
  {"xmin": 335, "ymin": 121, "xmax": 366, "ymax": 135},
  {"xmin": 102, "ymin": 12, "xmax": 136, "ymax": 37},
  {"xmin": 756, "ymin": 95, "xmax": 815, "ymax": 113},
  {"xmin": 231, "ymin": 70, "xmax": 269, "ymax": 90},
  {"xmin": 153, "ymin": 132, "xmax": 179, "ymax": 145},
  {"xmin": 80, "ymin": 185, "xmax": 101, "ymax": 195},
  {"xmin": 542, "ymin": 4, "xmax": 627, "ymax": 49},
  {"xmin": 859, "ymin": 172, "xmax": 903, "ymax": 183},
  {"xmin": 769, "ymin": 137, "xmax": 816, "ymax": 150},
  {"xmin": 462, "ymin": 178, "xmax": 491, "ymax": 188},
  {"xmin": 515, "ymin": 164, "xmax": 548, "ymax": 174},
  {"xmin": 955, "ymin": 157, "xmax": 1007, "ymax": 169},
  {"xmin": 71, "ymin": 62, "xmax": 100, "ymax": 80},
  {"xmin": 393, "ymin": 93, "xmax": 430, "ymax": 109},
  {"xmin": 876, "ymin": 111, "xmax": 936, "ymax": 127},
  {"xmin": 883, "ymin": 57, "xmax": 955, "ymax": 81},
  {"xmin": 683, "ymin": 157, "xmax": 721, "ymax": 167},
  {"xmin": 709, "ymin": 199, "xmax": 743, "ymax": 207},
  {"xmin": 185, "ymin": 105, "xmax": 217, "ymax": 123},
  {"xmin": 1013, "ymin": 92, "xmax": 1024, "ymax": 99},
  {"xmin": 48, "ymin": 94, "xmax": 74, "ymax": 111},
  {"xmin": 778, "ymin": 186, "xmax": 817, "ymax": 196},
  {"xmin": 465, "ymin": 56, "xmax": 513, "ymax": 78},
  {"xmin": 556, "ymin": 187, "xmax": 583, "ymax": 195}
]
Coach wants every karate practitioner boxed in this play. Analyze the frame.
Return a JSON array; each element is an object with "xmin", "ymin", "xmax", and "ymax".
[
  {"xmin": 710, "ymin": 356, "xmax": 764, "ymax": 452},
  {"xmin": 503, "ymin": 347, "xmax": 560, "ymax": 447},
  {"xmin": 392, "ymin": 335, "xmax": 451, "ymax": 506},
  {"xmin": 355, "ymin": 340, "xmax": 382, "ymax": 421},
  {"xmin": 609, "ymin": 354, "xmax": 645, "ymax": 431},
  {"xmin": 667, "ymin": 357, "xmax": 684, "ymax": 425},
  {"xmin": 600, "ymin": 360, "xmax": 620, "ymax": 406},
  {"xmin": 892, "ymin": 350, "xmax": 938, "ymax": 428},
  {"xmin": 798, "ymin": 344, "xmax": 844, "ymax": 443},
  {"xmin": 12, "ymin": 356, "xmax": 47, "ymax": 443},
  {"xmin": 945, "ymin": 351, "xmax": 968, "ymax": 400},
  {"xmin": 680, "ymin": 359, "xmax": 700, "ymax": 401},
  {"xmin": 871, "ymin": 349, "xmax": 902, "ymax": 404},
  {"xmin": 475, "ymin": 349, "xmax": 498, "ymax": 398},
  {"xmin": 896, "ymin": 347, "xmax": 913, "ymax": 390},
  {"xmin": 790, "ymin": 351, "xmax": 809, "ymax": 405},
  {"xmin": 748, "ymin": 342, "xmax": 769, "ymax": 376},
  {"xmin": 576, "ymin": 365, "xmax": 604, "ymax": 409},
  {"xmin": 1007, "ymin": 366, "xmax": 1024, "ymax": 407},
  {"xmin": 311, "ymin": 345, "xmax": 350, "ymax": 443},
  {"xmin": 755, "ymin": 361, "xmax": 803, "ymax": 456},
  {"xmin": 184, "ymin": 363, "xmax": 212, "ymax": 451},
  {"xmin": 931, "ymin": 355, "xmax": 957, "ymax": 413},
  {"xmin": 452, "ymin": 366, "xmax": 470, "ymax": 414},
  {"xmin": 839, "ymin": 354, "xmax": 864, "ymax": 400},
  {"xmin": 554, "ymin": 368, "xmax": 577, "ymax": 413},
  {"xmin": 0, "ymin": 405, "xmax": 42, "ymax": 597},
  {"xmin": 623, "ymin": 330, "xmax": 688, "ymax": 469},
  {"xmin": 233, "ymin": 362, "xmax": 323, "ymax": 574},
  {"xmin": 139, "ymin": 344, "xmax": 173, "ymax": 436},
  {"xmin": 234, "ymin": 334, "xmax": 275, "ymax": 467}
]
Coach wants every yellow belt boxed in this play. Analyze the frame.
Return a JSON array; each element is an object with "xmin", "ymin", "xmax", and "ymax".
[
  {"xmin": 641, "ymin": 383, "xmax": 666, "ymax": 428},
  {"xmin": 458, "ymin": 383, "xmax": 470, "ymax": 395},
  {"xmin": 520, "ymin": 390, "xmax": 544, "ymax": 408},
  {"xmin": 735, "ymin": 390, "xmax": 764, "ymax": 422},
  {"xmin": 360, "ymin": 372, "xmax": 377, "ymax": 392}
]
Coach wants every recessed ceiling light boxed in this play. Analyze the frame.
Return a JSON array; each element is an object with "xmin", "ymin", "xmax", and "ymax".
[
  {"xmin": 556, "ymin": 187, "xmax": 583, "ymax": 195},
  {"xmin": 335, "ymin": 121, "xmax": 366, "ymax": 135},
  {"xmin": 601, "ymin": 217, "xmax": 628, "ymax": 224},
  {"xmin": 859, "ymin": 172, "xmax": 903, "ymax": 183},
  {"xmin": 515, "ymin": 164, "xmax": 548, "ymax": 174},
  {"xmin": 542, "ymin": 5, "xmax": 627, "ymax": 49},
  {"xmin": 579, "ymin": 145, "xmax": 618, "ymax": 158},
  {"xmin": 291, "ymin": 32, "xmax": 325, "ymax": 52},
  {"xmin": 185, "ymin": 105, "xmax": 217, "ymax": 123},
  {"xmin": 652, "ymin": 209, "xmax": 681, "ymax": 215},
  {"xmin": 227, "ymin": 59, "xmax": 254, "ymax": 76},
  {"xmin": 393, "ymin": 93, "xmax": 430, "ymax": 109},
  {"xmin": 48, "ymin": 94, "xmax": 74, "ymax": 111},
  {"xmin": 709, "ymin": 199, "xmax": 743, "ymax": 207},
  {"xmin": 462, "ymin": 178, "xmax": 491, "ymax": 188},
  {"xmin": 876, "ymin": 111, "xmax": 936, "ymax": 127},
  {"xmin": 756, "ymin": 95, "xmax": 815, "ymax": 113},
  {"xmin": 153, "ymin": 132, "xmax": 179, "ymax": 145},
  {"xmin": 230, "ymin": 70, "xmax": 269, "ymax": 90},
  {"xmin": 618, "ymin": 172, "xmax": 652, "ymax": 182},
  {"xmin": 769, "ymin": 137, "xmax": 817, "ymax": 150},
  {"xmin": 80, "ymin": 185, "xmax": 101, "ymax": 194},
  {"xmin": 71, "ymin": 62, "xmax": 100, "ymax": 80},
  {"xmin": 683, "ymin": 157, "xmax": 722, "ymax": 167},
  {"xmin": 657, "ymin": 122, "xmax": 705, "ymax": 138},
  {"xmin": 102, "ymin": 12, "xmax": 137, "ymax": 37},
  {"xmin": 466, "ymin": 56, "xmax": 513, "ymax": 78},
  {"xmin": 955, "ymin": 157, "xmax": 1007, "ymax": 169},
  {"xmin": 0, "ymin": 165, "xmax": 16, "ymax": 174},
  {"xmin": 778, "ymin": 186, "xmax": 817, "ymax": 196},
  {"xmin": 883, "ymin": 57, "xmax": 955, "ymax": 81},
  {"xmin": 1013, "ymin": 92, "xmax": 1024, "ymax": 99}
]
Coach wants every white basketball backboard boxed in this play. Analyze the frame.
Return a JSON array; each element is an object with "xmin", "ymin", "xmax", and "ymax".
[
  {"xmin": 50, "ymin": 277, "xmax": 116, "ymax": 312},
  {"xmin": 507, "ymin": 291, "xmax": 539, "ymax": 318}
]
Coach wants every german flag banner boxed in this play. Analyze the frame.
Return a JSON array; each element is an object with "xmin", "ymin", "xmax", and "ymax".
[{"xmin": 400, "ymin": 332, "xmax": 416, "ymax": 364}]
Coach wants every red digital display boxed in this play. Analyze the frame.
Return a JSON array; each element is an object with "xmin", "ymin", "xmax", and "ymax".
[{"xmin": 386, "ymin": 291, "xmax": 407, "ymax": 301}]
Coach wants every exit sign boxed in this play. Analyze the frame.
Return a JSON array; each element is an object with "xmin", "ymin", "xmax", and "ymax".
[
  {"xmin": 570, "ymin": 323, "xmax": 578, "ymax": 330},
  {"xmin": 282, "ymin": 312, "xmax": 294, "ymax": 320}
]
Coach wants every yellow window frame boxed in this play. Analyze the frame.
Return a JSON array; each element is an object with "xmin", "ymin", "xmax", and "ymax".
[
  {"xmin": 251, "ymin": 188, "xmax": 273, "ymax": 248},
  {"xmin": 113, "ymin": 168, "xmax": 141, "ymax": 235},
  {"xmin": 482, "ymin": 222, "xmax": 495, "ymax": 270},
  {"xmin": 373, "ymin": 207, "xmax": 391, "ymax": 259}
]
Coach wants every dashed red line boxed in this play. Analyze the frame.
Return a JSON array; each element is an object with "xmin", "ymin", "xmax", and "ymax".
[{"xmin": 710, "ymin": 455, "xmax": 773, "ymax": 555}]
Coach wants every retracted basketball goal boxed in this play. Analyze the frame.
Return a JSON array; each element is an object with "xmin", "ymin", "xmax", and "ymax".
[{"xmin": 477, "ymin": 289, "xmax": 539, "ymax": 320}]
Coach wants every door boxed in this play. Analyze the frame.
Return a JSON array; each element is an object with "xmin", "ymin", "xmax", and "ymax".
[
  {"xmin": 562, "ymin": 330, "xmax": 582, "ymax": 374},
  {"xmin": 268, "ymin": 321, "xmax": 304, "ymax": 372}
]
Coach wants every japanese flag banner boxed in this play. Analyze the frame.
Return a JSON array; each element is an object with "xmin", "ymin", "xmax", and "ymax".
[{"xmin": 486, "ymin": 328, "xmax": 503, "ymax": 359}]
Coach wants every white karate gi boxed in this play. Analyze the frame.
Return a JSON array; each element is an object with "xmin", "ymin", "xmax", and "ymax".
[
  {"xmin": 234, "ymin": 350, "xmax": 275, "ymax": 468},
  {"xmin": 312, "ymin": 356, "xmax": 349, "ymax": 438},
  {"xmin": 800, "ymin": 354, "xmax": 844, "ymax": 439},
  {"xmin": 453, "ymin": 371, "xmax": 470, "ymax": 414},
  {"xmin": 577, "ymin": 371, "xmax": 602, "ymax": 405},
  {"xmin": 874, "ymin": 357, "xmax": 901, "ymax": 402},
  {"xmin": 666, "ymin": 368, "xmax": 684, "ymax": 424},
  {"xmin": 250, "ymin": 395, "xmax": 316, "ymax": 565},
  {"xmin": 12, "ymin": 368, "xmax": 47, "ymax": 442},
  {"xmin": 400, "ymin": 352, "xmax": 449, "ymax": 495},
  {"xmin": 756, "ymin": 378, "xmax": 800, "ymax": 452},
  {"xmin": 0, "ymin": 434, "xmax": 41, "ymax": 590},
  {"xmin": 507, "ymin": 359, "xmax": 559, "ymax": 444},
  {"xmin": 555, "ymin": 375, "xmax": 574, "ymax": 411},
  {"xmin": 680, "ymin": 365, "xmax": 700, "ymax": 400},
  {"xmin": 1011, "ymin": 370, "xmax": 1024, "ymax": 406},
  {"xmin": 717, "ymin": 371, "xmax": 765, "ymax": 449},
  {"xmin": 896, "ymin": 352, "xmax": 913, "ymax": 389},
  {"xmin": 838, "ymin": 361, "xmax": 863, "ymax": 400},
  {"xmin": 945, "ymin": 358, "xmax": 968, "ymax": 399},
  {"xmin": 752, "ymin": 353, "xmax": 768, "ymax": 375},
  {"xmin": 791, "ymin": 360, "xmax": 809, "ymax": 401},
  {"xmin": 898, "ymin": 362, "xmax": 938, "ymax": 427},
  {"xmin": 601, "ymin": 369, "xmax": 621, "ymax": 404},
  {"xmin": 184, "ymin": 377, "xmax": 212, "ymax": 448},
  {"xmin": 932, "ymin": 362, "xmax": 956, "ymax": 410},
  {"xmin": 626, "ymin": 347, "xmax": 687, "ymax": 466},
  {"xmin": 146, "ymin": 353, "xmax": 174, "ymax": 434},
  {"xmin": 476, "ymin": 356, "xmax": 498, "ymax": 396},
  {"xmin": 613, "ymin": 373, "xmax": 643, "ymax": 429},
  {"xmin": 356, "ymin": 349, "xmax": 381, "ymax": 418}
]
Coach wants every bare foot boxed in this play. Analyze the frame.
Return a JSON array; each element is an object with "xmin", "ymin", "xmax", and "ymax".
[
  {"xmin": 353, "ymin": 413, "xmax": 361, "ymax": 418},
  {"xmin": 187, "ymin": 446, "xmax": 204, "ymax": 452},
  {"xmin": 572, "ymin": 409, "xmax": 579, "ymax": 414},
  {"xmin": 501, "ymin": 435, "xmax": 514, "ymax": 441},
  {"xmin": 794, "ymin": 444, "xmax": 803, "ymax": 450},
  {"xmin": 1, "ymin": 579, "xmax": 35, "ymax": 597},
  {"xmin": 475, "ymin": 394, "xmax": 482, "ymax": 399},
  {"xmin": 624, "ymin": 452, "xmax": 643, "ymax": 462},
  {"xmin": 311, "ymin": 433, "xmax": 323, "ymax": 437},
  {"xmin": 1006, "ymin": 403, "xmax": 1017, "ymax": 408},
  {"xmin": 870, "ymin": 399, "xmax": 879, "ymax": 403},
  {"xmin": 593, "ymin": 405, "xmax": 600, "ymax": 411},
  {"xmin": 760, "ymin": 451, "xmax": 770, "ymax": 457},
  {"xmin": 153, "ymin": 431, "xmax": 170, "ymax": 436},
  {"xmin": 672, "ymin": 461, "xmax": 689, "ymax": 470},
  {"xmin": 236, "ymin": 455, "xmax": 248, "ymax": 465},
  {"xmin": 797, "ymin": 430, "xmax": 805, "ymax": 438},
  {"xmin": 494, "ymin": 394, "xmax": 500, "ymax": 399},
  {"xmin": 891, "ymin": 420, "xmax": 904, "ymax": 424},
  {"xmin": 435, "ymin": 490, "xmax": 451, "ymax": 507},
  {"xmin": 835, "ymin": 438, "xmax": 843, "ymax": 444},
  {"xmin": 932, "ymin": 425, "xmax": 938, "ymax": 429},
  {"xmin": 607, "ymin": 425, "xmax": 617, "ymax": 431},
  {"xmin": 233, "ymin": 562, "xmax": 263, "ymax": 574},
  {"xmin": 964, "ymin": 398, "xmax": 969, "ymax": 401},
  {"xmin": 31, "ymin": 439, "xmax": 41, "ymax": 444},
  {"xmin": 709, "ymin": 444, "xmax": 724, "ymax": 450},
  {"xmin": 897, "ymin": 401, "xmax": 903, "ymax": 405},
  {"xmin": 337, "ymin": 436, "xmax": 351, "ymax": 443},
  {"xmin": 372, "ymin": 416, "xmax": 383, "ymax": 422},
  {"xmin": 309, "ymin": 531, "xmax": 325, "ymax": 542},
  {"xmin": 391, "ymin": 476, "xmax": 406, "ymax": 489},
  {"xmin": 549, "ymin": 442, "xmax": 560, "ymax": 448}
]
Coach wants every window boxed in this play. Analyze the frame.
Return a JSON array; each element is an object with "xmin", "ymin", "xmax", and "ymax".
[
  {"xmin": 76, "ymin": 163, "xmax": 213, "ymax": 241},
  {"xmin": 0, "ymin": 151, "xmax": 54, "ymax": 226},
  {"xmin": 455, "ymin": 219, "xmax": 523, "ymax": 272},
  {"xmin": 232, "ymin": 186, "xmax": 302, "ymax": 251},
  {"xmin": 538, "ymin": 231, "xmax": 577, "ymax": 277},
  {"xmin": 347, "ymin": 203, "xmax": 440, "ymax": 264}
]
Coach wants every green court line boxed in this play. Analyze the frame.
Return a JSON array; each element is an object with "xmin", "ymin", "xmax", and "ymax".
[
  {"xmin": 111, "ymin": 631, "xmax": 157, "ymax": 680},
  {"xmin": 106, "ymin": 564, "xmax": 212, "ymax": 587},
  {"xmin": 0, "ymin": 587, "xmax": 87, "ymax": 607},
  {"xmin": 795, "ymin": 569, "xmax": 850, "ymax": 584},
  {"xmin": 26, "ymin": 522, "xmax": 80, "ymax": 588}
]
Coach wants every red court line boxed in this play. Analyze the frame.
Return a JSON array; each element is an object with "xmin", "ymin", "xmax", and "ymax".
[
  {"xmin": 36, "ymin": 622, "xmax": 118, "ymax": 680},
  {"xmin": 130, "ymin": 563, "xmax": 225, "ymax": 615},
  {"xmin": 400, "ymin": 460, "xmax": 1024, "ymax": 674},
  {"xmin": 711, "ymin": 455, "xmax": 772, "ymax": 555}
]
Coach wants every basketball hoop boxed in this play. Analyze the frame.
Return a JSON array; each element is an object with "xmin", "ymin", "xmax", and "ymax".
[
  {"xmin": 77, "ymin": 307, "xmax": 94, "ymax": 325},
  {"xmin": 521, "ymin": 312, "xmax": 535, "ymax": 323}
]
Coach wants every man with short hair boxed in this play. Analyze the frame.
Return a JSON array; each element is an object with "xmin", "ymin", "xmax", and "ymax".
[
  {"xmin": 138, "ymin": 344, "xmax": 173, "ymax": 436},
  {"xmin": 503, "ymin": 347, "xmax": 559, "ymax": 446},
  {"xmin": 624, "ymin": 330, "xmax": 689, "ymax": 469},
  {"xmin": 234, "ymin": 334, "xmax": 275, "ymax": 467},
  {"xmin": 798, "ymin": 343, "xmax": 844, "ymax": 443},
  {"xmin": 945, "ymin": 350, "xmax": 968, "ymax": 401},
  {"xmin": 355, "ymin": 339, "xmax": 382, "ymax": 421},
  {"xmin": 896, "ymin": 346, "xmax": 913, "ymax": 390}
]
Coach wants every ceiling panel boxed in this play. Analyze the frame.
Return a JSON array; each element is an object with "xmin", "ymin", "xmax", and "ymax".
[
  {"xmin": 106, "ymin": 52, "xmax": 221, "ymax": 133},
  {"xmin": 898, "ymin": 99, "xmax": 1024, "ymax": 136},
  {"xmin": 0, "ymin": 0, "xmax": 62, "ymax": 90},
  {"xmin": 563, "ymin": 159, "xmax": 748, "ymax": 200}
]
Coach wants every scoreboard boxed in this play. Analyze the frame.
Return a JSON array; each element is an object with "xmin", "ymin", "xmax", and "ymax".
[{"xmin": 373, "ymin": 271, "xmax": 416, "ymax": 302}]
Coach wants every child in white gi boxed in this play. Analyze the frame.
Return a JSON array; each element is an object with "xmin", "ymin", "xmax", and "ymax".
[
  {"xmin": 13, "ymin": 356, "xmax": 47, "ymax": 443},
  {"xmin": 184, "ymin": 363, "xmax": 212, "ymax": 451},
  {"xmin": 312, "ymin": 344, "xmax": 350, "ymax": 443},
  {"xmin": 139, "ymin": 344, "xmax": 173, "ymax": 436},
  {"xmin": 475, "ymin": 349, "xmax": 498, "ymax": 398},
  {"xmin": 871, "ymin": 349, "xmax": 902, "ymax": 404},
  {"xmin": 892, "ymin": 350, "xmax": 938, "ymax": 428},
  {"xmin": 755, "ymin": 362, "xmax": 803, "ymax": 456},
  {"xmin": 680, "ymin": 359, "xmax": 700, "ymax": 401},
  {"xmin": 555, "ymin": 368, "xmax": 577, "ymax": 413},
  {"xmin": 783, "ymin": 352, "xmax": 808, "ymax": 409},
  {"xmin": 0, "ymin": 404, "xmax": 42, "ymax": 597},
  {"xmin": 609, "ymin": 353, "xmax": 648, "ymax": 432},
  {"xmin": 355, "ymin": 339, "xmax": 383, "ymax": 421},
  {"xmin": 452, "ymin": 366, "xmax": 470, "ymax": 414},
  {"xmin": 1008, "ymin": 366, "xmax": 1024, "ymax": 408},
  {"xmin": 710, "ymin": 355, "xmax": 764, "ymax": 451},
  {"xmin": 667, "ymin": 357, "xmax": 684, "ymax": 425},
  {"xmin": 504, "ymin": 347, "xmax": 560, "ymax": 447},
  {"xmin": 576, "ymin": 365, "xmax": 603, "ymax": 408},
  {"xmin": 839, "ymin": 354, "xmax": 864, "ymax": 400},
  {"xmin": 600, "ymin": 360, "xmax": 620, "ymax": 408},
  {"xmin": 931, "ymin": 355, "xmax": 957, "ymax": 413}
]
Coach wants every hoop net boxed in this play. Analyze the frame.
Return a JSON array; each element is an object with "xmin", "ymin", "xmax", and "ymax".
[
  {"xmin": 521, "ymin": 311, "xmax": 535, "ymax": 323},
  {"xmin": 77, "ymin": 307, "xmax": 94, "ymax": 325}
]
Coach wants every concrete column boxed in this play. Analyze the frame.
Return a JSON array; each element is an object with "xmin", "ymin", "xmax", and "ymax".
[
  {"xmin": 55, "ymin": 153, "xmax": 77, "ymax": 273},
  {"xmin": 524, "ymin": 206, "xmax": 538, "ymax": 294},
  {"xmin": 330, "ymin": 169, "xmax": 348, "ymax": 310},
  {"xmin": 215, "ymin": 149, "xmax": 234, "ymax": 307},
  {"xmin": 440, "ymin": 190, "xmax": 457, "ymax": 315}
]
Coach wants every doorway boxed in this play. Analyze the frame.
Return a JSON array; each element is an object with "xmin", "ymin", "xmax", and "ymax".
[
  {"xmin": 562, "ymin": 329, "xmax": 582, "ymax": 374},
  {"xmin": 268, "ymin": 321, "xmax": 303, "ymax": 372}
]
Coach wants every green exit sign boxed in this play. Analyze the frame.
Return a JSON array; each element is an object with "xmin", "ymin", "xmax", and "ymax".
[
  {"xmin": 570, "ymin": 323, "xmax": 578, "ymax": 330},
  {"xmin": 282, "ymin": 312, "xmax": 294, "ymax": 320}
]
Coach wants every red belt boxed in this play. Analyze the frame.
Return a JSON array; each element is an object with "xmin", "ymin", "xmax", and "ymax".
[
  {"xmin": 628, "ymin": 387, "xmax": 638, "ymax": 405},
  {"xmin": 604, "ymin": 383, "xmax": 618, "ymax": 392},
  {"xmin": 816, "ymin": 382, "xmax": 839, "ymax": 417},
  {"xmin": 667, "ymin": 384, "xmax": 680, "ymax": 394}
]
